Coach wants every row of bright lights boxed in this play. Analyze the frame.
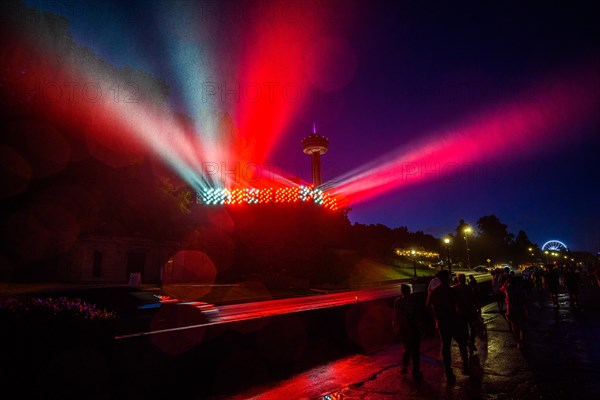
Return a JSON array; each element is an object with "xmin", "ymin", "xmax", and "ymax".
[
  {"xmin": 543, "ymin": 251, "xmax": 572, "ymax": 260},
  {"xmin": 395, "ymin": 249, "xmax": 440, "ymax": 259},
  {"xmin": 197, "ymin": 186, "xmax": 338, "ymax": 210}
]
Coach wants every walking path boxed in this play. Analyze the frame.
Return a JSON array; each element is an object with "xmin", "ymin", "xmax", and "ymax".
[{"xmin": 225, "ymin": 285, "xmax": 600, "ymax": 400}]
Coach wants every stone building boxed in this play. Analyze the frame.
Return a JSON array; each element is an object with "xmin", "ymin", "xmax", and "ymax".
[{"xmin": 58, "ymin": 236, "xmax": 179, "ymax": 284}]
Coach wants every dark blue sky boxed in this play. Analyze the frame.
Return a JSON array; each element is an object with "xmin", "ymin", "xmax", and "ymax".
[{"xmin": 24, "ymin": 0, "xmax": 600, "ymax": 251}]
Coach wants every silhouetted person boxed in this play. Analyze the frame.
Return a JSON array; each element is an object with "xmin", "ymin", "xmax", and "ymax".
[
  {"xmin": 491, "ymin": 269, "xmax": 504, "ymax": 313},
  {"xmin": 593, "ymin": 266, "xmax": 600, "ymax": 289},
  {"xmin": 562, "ymin": 265, "xmax": 580, "ymax": 308},
  {"xmin": 427, "ymin": 269, "xmax": 469, "ymax": 385},
  {"xmin": 533, "ymin": 266, "xmax": 545, "ymax": 291},
  {"xmin": 497, "ymin": 267, "xmax": 510, "ymax": 312},
  {"xmin": 544, "ymin": 265, "xmax": 560, "ymax": 308},
  {"xmin": 453, "ymin": 273, "xmax": 479, "ymax": 354},
  {"xmin": 468, "ymin": 274, "xmax": 485, "ymax": 339},
  {"xmin": 532, "ymin": 266, "xmax": 546, "ymax": 309},
  {"xmin": 393, "ymin": 284, "xmax": 424, "ymax": 382},
  {"xmin": 467, "ymin": 274, "xmax": 481, "ymax": 316},
  {"xmin": 500, "ymin": 276, "xmax": 528, "ymax": 349},
  {"xmin": 522, "ymin": 267, "xmax": 534, "ymax": 294},
  {"xmin": 428, "ymin": 271, "xmax": 441, "ymax": 295}
]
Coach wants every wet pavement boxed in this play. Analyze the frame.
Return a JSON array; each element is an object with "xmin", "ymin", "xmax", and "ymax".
[{"xmin": 224, "ymin": 286, "xmax": 600, "ymax": 400}]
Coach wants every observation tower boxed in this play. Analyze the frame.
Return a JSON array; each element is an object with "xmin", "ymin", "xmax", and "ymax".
[{"xmin": 301, "ymin": 124, "xmax": 329, "ymax": 187}]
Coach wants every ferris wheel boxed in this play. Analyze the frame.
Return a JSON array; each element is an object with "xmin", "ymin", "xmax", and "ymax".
[{"xmin": 542, "ymin": 240, "xmax": 568, "ymax": 252}]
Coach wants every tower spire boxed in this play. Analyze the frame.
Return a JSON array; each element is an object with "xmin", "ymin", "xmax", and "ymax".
[{"xmin": 301, "ymin": 125, "xmax": 329, "ymax": 187}]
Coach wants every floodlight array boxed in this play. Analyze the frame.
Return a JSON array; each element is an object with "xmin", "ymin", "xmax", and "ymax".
[{"xmin": 197, "ymin": 186, "xmax": 338, "ymax": 210}]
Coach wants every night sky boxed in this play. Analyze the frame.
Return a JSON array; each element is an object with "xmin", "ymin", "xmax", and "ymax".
[{"xmin": 19, "ymin": 0, "xmax": 600, "ymax": 251}]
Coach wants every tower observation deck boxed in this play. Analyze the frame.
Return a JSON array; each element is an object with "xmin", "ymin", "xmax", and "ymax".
[{"xmin": 301, "ymin": 126, "xmax": 329, "ymax": 187}]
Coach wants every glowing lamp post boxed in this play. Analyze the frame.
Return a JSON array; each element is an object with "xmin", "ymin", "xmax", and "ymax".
[
  {"xmin": 528, "ymin": 247, "xmax": 534, "ymax": 261},
  {"xmin": 443, "ymin": 237, "xmax": 452, "ymax": 274},
  {"xmin": 463, "ymin": 226, "xmax": 472, "ymax": 271},
  {"xmin": 411, "ymin": 249, "xmax": 417, "ymax": 278}
]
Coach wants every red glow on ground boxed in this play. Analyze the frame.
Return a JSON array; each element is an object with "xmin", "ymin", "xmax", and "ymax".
[
  {"xmin": 227, "ymin": 346, "xmax": 401, "ymax": 399},
  {"xmin": 332, "ymin": 68, "xmax": 600, "ymax": 204}
]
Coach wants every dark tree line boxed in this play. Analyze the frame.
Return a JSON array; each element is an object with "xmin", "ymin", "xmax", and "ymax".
[
  {"xmin": 344, "ymin": 215, "xmax": 543, "ymax": 272},
  {"xmin": 450, "ymin": 216, "xmax": 539, "ymax": 267},
  {"xmin": 347, "ymin": 223, "xmax": 439, "ymax": 263}
]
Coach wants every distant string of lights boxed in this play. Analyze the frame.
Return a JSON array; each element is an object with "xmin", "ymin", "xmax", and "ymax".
[
  {"xmin": 197, "ymin": 186, "xmax": 339, "ymax": 210},
  {"xmin": 395, "ymin": 249, "xmax": 440, "ymax": 259}
]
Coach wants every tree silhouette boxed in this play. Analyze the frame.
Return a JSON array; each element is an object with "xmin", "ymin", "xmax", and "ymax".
[
  {"xmin": 476, "ymin": 215, "xmax": 513, "ymax": 264},
  {"xmin": 511, "ymin": 230, "xmax": 536, "ymax": 265}
]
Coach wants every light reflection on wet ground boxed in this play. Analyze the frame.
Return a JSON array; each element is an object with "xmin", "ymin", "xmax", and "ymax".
[{"xmin": 229, "ymin": 286, "xmax": 600, "ymax": 400}]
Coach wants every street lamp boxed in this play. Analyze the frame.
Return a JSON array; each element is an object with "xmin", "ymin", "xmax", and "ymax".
[
  {"xmin": 544, "ymin": 250, "xmax": 549, "ymax": 264},
  {"xmin": 527, "ymin": 247, "xmax": 535, "ymax": 265},
  {"xmin": 411, "ymin": 249, "xmax": 417, "ymax": 278},
  {"xmin": 443, "ymin": 237, "xmax": 452, "ymax": 274},
  {"xmin": 463, "ymin": 226, "xmax": 472, "ymax": 270}
]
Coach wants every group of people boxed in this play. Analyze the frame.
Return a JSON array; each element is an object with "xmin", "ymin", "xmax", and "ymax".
[
  {"xmin": 493, "ymin": 264, "xmax": 581, "ymax": 311},
  {"xmin": 392, "ymin": 270, "xmax": 482, "ymax": 385},
  {"xmin": 394, "ymin": 262, "xmax": 595, "ymax": 385}
]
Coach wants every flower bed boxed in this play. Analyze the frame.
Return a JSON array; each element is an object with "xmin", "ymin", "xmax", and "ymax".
[{"xmin": 0, "ymin": 296, "xmax": 117, "ymax": 366}]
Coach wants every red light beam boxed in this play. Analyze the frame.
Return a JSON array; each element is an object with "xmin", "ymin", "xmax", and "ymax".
[{"xmin": 330, "ymin": 66, "xmax": 600, "ymax": 204}]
